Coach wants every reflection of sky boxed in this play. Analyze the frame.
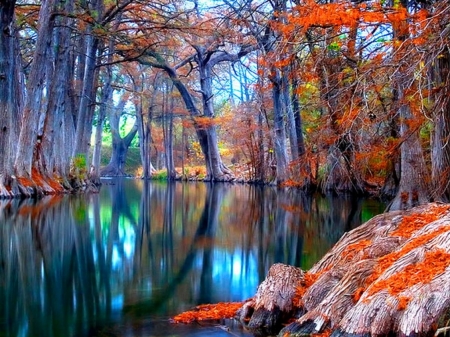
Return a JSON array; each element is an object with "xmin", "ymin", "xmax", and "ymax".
[
  {"xmin": 89, "ymin": 208, "xmax": 135, "ymax": 270},
  {"xmin": 212, "ymin": 250, "xmax": 259, "ymax": 300}
]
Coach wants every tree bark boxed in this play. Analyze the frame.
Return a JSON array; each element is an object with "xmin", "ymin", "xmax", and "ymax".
[
  {"xmin": 238, "ymin": 202, "xmax": 450, "ymax": 337},
  {"xmin": 430, "ymin": 49, "xmax": 450, "ymax": 202},
  {"xmin": 162, "ymin": 80, "xmax": 176, "ymax": 179},
  {"xmin": 236, "ymin": 263, "xmax": 304, "ymax": 335},
  {"xmin": 136, "ymin": 77, "xmax": 156, "ymax": 179},
  {"xmin": 91, "ymin": 35, "xmax": 115, "ymax": 185},
  {"xmin": 388, "ymin": 4, "xmax": 430, "ymax": 210},
  {"xmin": 270, "ymin": 68, "xmax": 289, "ymax": 185},
  {"xmin": 0, "ymin": 0, "xmax": 17, "ymax": 197},
  {"xmin": 37, "ymin": 0, "xmax": 74, "ymax": 190},
  {"xmin": 72, "ymin": 33, "xmax": 99, "ymax": 165},
  {"xmin": 14, "ymin": 0, "xmax": 59, "ymax": 196}
]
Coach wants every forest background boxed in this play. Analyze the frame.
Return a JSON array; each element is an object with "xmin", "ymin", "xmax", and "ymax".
[{"xmin": 1, "ymin": 0, "xmax": 450, "ymax": 211}]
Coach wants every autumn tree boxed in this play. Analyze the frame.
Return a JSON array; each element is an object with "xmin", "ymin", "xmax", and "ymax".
[
  {"xmin": 252, "ymin": 0, "xmax": 450, "ymax": 209},
  {"xmin": 0, "ymin": 0, "xmax": 138, "ymax": 197},
  {"xmin": 113, "ymin": 0, "xmax": 256, "ymax": 181}
]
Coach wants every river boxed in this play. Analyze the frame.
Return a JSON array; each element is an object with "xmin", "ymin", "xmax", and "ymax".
[{"xmin": 0, "ymin": 179, "xmax": 385, "ymax": 337}]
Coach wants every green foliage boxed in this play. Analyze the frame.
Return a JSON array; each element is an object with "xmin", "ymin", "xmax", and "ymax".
[
  {"xmin": 152, "ymin": 170, "xmax": 168, "ymax": 180},
  {"xmin": 327, "ymin": 41, "xmax": 340, "ymax": 52},
  {"xmin": 71, "ymin": 154, "xmax": 88, "ymax": 179}
]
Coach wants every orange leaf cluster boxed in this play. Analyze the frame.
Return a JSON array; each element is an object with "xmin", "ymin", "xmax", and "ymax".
[
  {"xmin": 286, "ymin": 0, "xmax": 411, "ymax": 34},
  {"xmin": 193, "ymin": 116, "xmax": 218, "ymax": 129},
  {"xmin": 341, "ymin": 239, "xmax": 372, "ymax": 262},
  {"xmin": 367, "ymin": 249, "xmax": 450, "ymax": 297},
  {"xmin": 397, "ymin": 296, "xmax": 410, "ymax": 310},
  {"xmin": 293, "ymin": 271, "xmax": 324, "ymax": 306},
  {"xmin": 171, "ymin": 302, "xmax": 244, "ymax": 324},
  {"xmin": 390, "ymin": 204, "xmax": 450, "ymax": 239}
]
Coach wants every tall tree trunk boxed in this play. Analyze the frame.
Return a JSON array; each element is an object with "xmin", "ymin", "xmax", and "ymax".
[
  {"xmin": 38, "ymin": 0, "xmax": 73, "ymax": 189},
  {"xmin": 136, "ymin": 80, "xmax": 155, "ymax": 179},
  {"xmin": 14, "ymin": 0, "xmax": 57, "ymax": 195},
  {"xmin": 72, "ymin": 33, "xmax": 99, "ymax": 169},
  {"xmin": 388, "ymin": 0, "xmax": 430, "ymax": 210},
  {"xmin": 163, "ymin": 83, "xmax": 176, "ymax": 180},
  {"xmin": 291, "ymin": 70, "xmax": 312, "ymax": 189},
  {"xmin": 270, "ymin": 68, "xmax": 289, "ymax": 185},
  {"xmin": 197, "ymin": 59, "xmax": 233, "ymax": 181},
  {"xmin": 92, "ymin": 45, "xmax": 113, "ymax": 184},
  {"xmin": 430, "ymin": 49, "xmax": 450, "ymax": 202},
  {"xmin": 283, "ymin": 72, "xmax": 299, "ymax": 162},
  {"xmin": 0, "ymin": 0, "xmax": 17, "ymax": 197}
]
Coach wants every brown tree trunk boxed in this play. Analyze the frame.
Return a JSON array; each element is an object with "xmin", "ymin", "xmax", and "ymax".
[
  {"xmin": 162, "ymin": 80, "xmax": 177, "ymax": 180},
  {"xmin": 37, "ymin": 0, "xmax": 74, "ymax": 191},
  {"xmin": 430, "ymin": 49, "xmax": 450, "ymax": 202},
  {"xmin": 0, "ymin": 0, "xmax": 17, "ymax": 197},
  {"xmin": 14, "ymin": 0, "xmax": 59, "ymax": 196},
  {"xmin": 270, "ymin": 68, "xmax": 289, "ymax": 185},
  {"xmin": 388, "ymin": 2, "xmax": 430, "ymax": 210},
  {"xmin": 72, "ymin": 34, "xmax": 99, "ymax": 165},
  {"xmin": 196, "ymin": 50, "xmax": 234, "ymax": 181},
  {"xmin": 136, "ymin": 81, "xmax": 155, "ymax": 179}
]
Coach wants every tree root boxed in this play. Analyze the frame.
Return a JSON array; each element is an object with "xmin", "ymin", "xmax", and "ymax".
[
  {"xmin": 237, "ymin": 203, "xmax": 450, "ymax": 337},
  {"xmin": 0, "ymin": 171, "xmax": 98, "ymax": 199},
  {"xmin": 236, "ymin": 263, "xmax": 304, "ymax": 335}
]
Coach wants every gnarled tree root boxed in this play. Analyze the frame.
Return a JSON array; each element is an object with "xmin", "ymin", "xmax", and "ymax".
[
  {"xmin": 238, "ymin": 203, "xmax": 450, "ymax": 337},
  {"xmin": 236, "ymin": 263, "xmax": 304, "ymax": 335}
]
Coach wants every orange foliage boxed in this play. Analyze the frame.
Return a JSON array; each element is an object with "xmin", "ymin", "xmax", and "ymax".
[
  {"xmin": 293, "ymin": 272, "xmax": 322, "ymax": 306},
  {"xmin": 360, "ymin": 206, "xmax": 450, "ymax": 298},
  {"xmin": 390, "ymin": 204, "xmax": 450, "ymax": 238},
  {"xmin": 171, "ymin": 302, "xmax": 244, "ymax": 324},
  {"xmin": 367, "ymin": 249, "xmax": 450, "ymax": 297},
  {"xmin": 341, "ymin": 239, "xmax": 372, "ymax": 262},
  {"xmin": 286, "ymin": 0, "xmax": 412, "ymax": 34},
  {"xmin": 397, "ymin": 296, "xmax": 410, "ymax": 310}
]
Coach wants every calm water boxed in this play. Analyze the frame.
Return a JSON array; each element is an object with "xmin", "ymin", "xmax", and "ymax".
[{"xmin": 0, "ymin": 179, "xmax": 386, "ymax": 337}]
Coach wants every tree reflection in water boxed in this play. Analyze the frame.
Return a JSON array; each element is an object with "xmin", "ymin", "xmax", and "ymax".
[{"xmin": 0, "ymin": 179, "xmax": 385, "ymax": 337}]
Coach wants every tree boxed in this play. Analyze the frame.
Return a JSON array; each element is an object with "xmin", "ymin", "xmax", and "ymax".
[
  {"xmin": 14, "ymin": 0, "xmax": 62, "ymax": 195},
  {"xmin": 0, "ymin": 0, "xmax": 137, "ymax": 197},
  {"xmin": 386, "ymin": 0, "xmax": 430, "ymax": 210},
  {"xmin": 100, "ymin": 93, "xmax": 138, "ymax": 176},
  {"xmin": 0, "ymin": 0, "xmax": 18, "ymax": 197}
]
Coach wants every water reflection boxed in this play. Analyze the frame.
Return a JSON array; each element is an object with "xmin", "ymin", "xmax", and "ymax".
[{"xmin": 0, "ymin": 180, "xmax": 385, "ymax": 337}]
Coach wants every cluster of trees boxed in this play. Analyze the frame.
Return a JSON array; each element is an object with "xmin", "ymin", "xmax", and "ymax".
[{"xmin": 1, "ymin": 0, "xmax": 450, "ymax": 209}]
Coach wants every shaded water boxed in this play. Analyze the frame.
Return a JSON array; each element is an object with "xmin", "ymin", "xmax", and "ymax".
[{"xmin": 0, "ymin": 179, "xmax": 386, "ymax": 337}]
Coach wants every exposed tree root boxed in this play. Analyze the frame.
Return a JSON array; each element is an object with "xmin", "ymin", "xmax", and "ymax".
[
  {"xmin": 235, "ymin": 202, "xmax": 450, "ymax": 337},
  {"xmin": 0, "ymin": 171, "xmax": 98, "ymax": 199},
  {"xmin": 236, "ymin": 264, "xmax": 304, "ymax": 335}
]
